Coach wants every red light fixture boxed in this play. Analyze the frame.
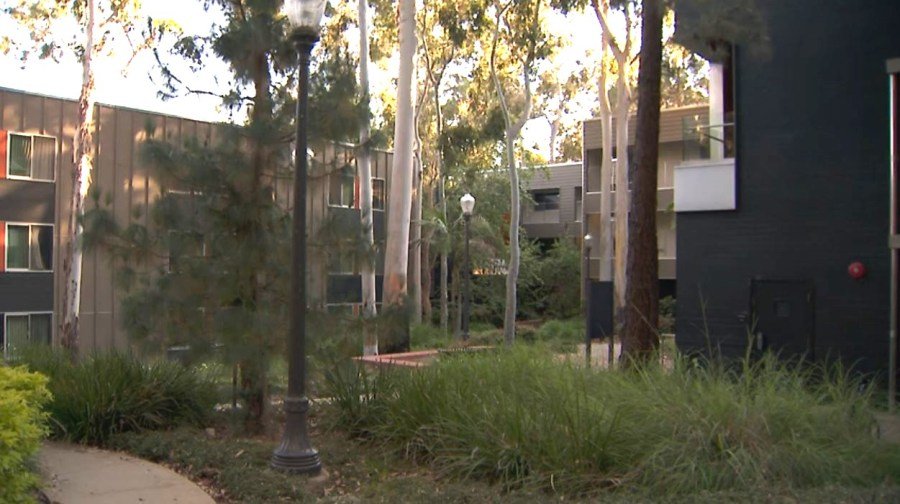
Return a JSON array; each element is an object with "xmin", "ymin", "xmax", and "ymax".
[{"xmin": 848, "ymin": 261, "xmax": 867, "ymax": 280}]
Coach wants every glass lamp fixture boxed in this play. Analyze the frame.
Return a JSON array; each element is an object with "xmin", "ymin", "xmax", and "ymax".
[{"xmin": 460, "ymin": 193, "xmax": 475, "ymax": 216}]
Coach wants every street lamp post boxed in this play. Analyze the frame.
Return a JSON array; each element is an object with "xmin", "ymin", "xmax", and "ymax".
[
  {"xmin": 583, "ymin": 234, "xmax": 593, "ymax": 367},
  {"xmin": 460, "ymin": 193, "xmax": 475, "ymax": 341},
  {"xmin": 271, "ymin": 0, "xmax": 326, "ymax": 474}
]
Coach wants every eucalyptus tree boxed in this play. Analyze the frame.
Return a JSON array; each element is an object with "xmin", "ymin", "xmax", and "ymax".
[
  {"xmin": 357, "ymin": 0, "xmax": 378, "ymax": 355},
  {"xmin": 488, "ymin": 0, "xmax": 554, "ymax": 345},
  {"xmin": 382, "ymin": 0, "xmax": 417, "ymax": 351}
]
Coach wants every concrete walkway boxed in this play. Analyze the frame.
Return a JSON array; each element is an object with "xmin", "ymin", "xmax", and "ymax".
[{"xmin": 38, "ymin": 442, "xmax": 215, "ymax": 504}]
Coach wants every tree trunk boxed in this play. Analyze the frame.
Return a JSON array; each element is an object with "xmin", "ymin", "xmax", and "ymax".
[
  {"xmin": 358, "ymin": 0, "xmax": 378, "ymax": 355},
  {"xmin": 490, "ymin": 8, "xmax": 533, "ymax": 346},
  {"xmin": 613, "ymin": 70, "xmax": 629, "ymax": 325},
  {"xmin": 621, "ymin": 0, "xmax": 663, "ymax": 365},
  {"xmin": 382, "ymin": 0, "xmax": 417, "ymax": 351},
  {"xmin": 597, "ymin": 29, "xmax": 614, "ymax": 285},
  {"xmin": 60, "ymin": 0, "xmax": 97, "ymax": 354},
  {"xmin": 549, "ymin": 119, "xmax": 559, "ymax": 163},
  {"xmin": 409, "ymin": 127, "xmax": 423, "ymax": 325}
]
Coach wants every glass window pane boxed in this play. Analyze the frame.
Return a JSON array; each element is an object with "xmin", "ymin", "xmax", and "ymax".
[
  {"xmin": 372, "ymin": 179, "xmax": 385, "ymax": 210},
  {"xmin": 329, "ymin": 173, "xmax": 343, "ymax": 206},
  {"xmin": 30, "ymin": 225, "xmax": 53, "ymax": 271},
  {"xmin": 9, "ymin": 134, "xmax": 31, "ymax": 177},
  {"xmin": 31, "ymin": 136, "xmax": 55, "ymax": 180},
  {"xmin": 6, "ymin": 315, "xmax": 29, "ymax": 357},
  {"xmin": 29, "ymin": 314, "xmax": 52, "ymax": 345},
  {"xmin": 342, "ymin": 176, "xmax": 355, "ymax": 207},
  {"xmin": 7, "ymin": 225, "xmax": 29, "ymax": 269}
]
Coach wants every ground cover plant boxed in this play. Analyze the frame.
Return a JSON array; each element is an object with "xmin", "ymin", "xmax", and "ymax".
[
  {"xmin": 0, "ymin": 365, "xmax": 50, "ymax": 503},
  {"xmin": 16, "ymin": 347, "xmax": 216, "ymax": 445},
  {"xmin": 325, "ymin": 346, "xmax": 900, "ymax": 498}
]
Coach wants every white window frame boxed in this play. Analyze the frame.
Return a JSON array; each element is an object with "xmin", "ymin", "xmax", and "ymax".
[
  {"xmin": 6, "ymin": 132, "xmax": 57, "ymax": 183},
  {"xmin": 3, "ymin": 311, "xmax": 53, "ymax": 358},
  {"xmin": 328, "ymin": 171, "xmax": 356, "ymax": 208},
  {"xmin": 5, "ymin": 222, "xmax": 54, "ymax": 273}
]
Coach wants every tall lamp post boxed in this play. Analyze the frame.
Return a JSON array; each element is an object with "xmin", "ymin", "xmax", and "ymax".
[
  {"xmin": 583, "ymin": 234, "xmax": 593, "ymax": 367},
  {"xmin": 271, "ymin": 0, "xmax": 326, "ymax": 474},
  {"xmin": 460, "ymin": 193, "xmax": 475, "ymax": 341}
]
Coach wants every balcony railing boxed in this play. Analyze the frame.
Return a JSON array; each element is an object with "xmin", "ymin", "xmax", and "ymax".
[{"xmin": 682, "ymin": 113, "xmax": 735, "ymax": 161}]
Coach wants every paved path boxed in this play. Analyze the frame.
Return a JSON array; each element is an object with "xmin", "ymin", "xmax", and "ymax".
[{"xmin": 38, "ymin": 442, "xmax": 215, "ymax": 504}]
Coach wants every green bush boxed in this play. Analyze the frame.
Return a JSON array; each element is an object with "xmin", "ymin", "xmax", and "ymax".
[
  {"xmin": 0, "ymin": 366, "xmax": 50, "ymax": 503},
  {"xmin": 17, "ymin": 348, "xmax": 215, "ymax": 445},
  {"xmin": 328, "ymin": 347, "xmax": 900, "ymax": 497}
]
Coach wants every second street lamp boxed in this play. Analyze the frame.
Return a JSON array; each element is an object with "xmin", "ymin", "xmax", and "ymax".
[
  {"xmin": 271, "ymin": 0, "xmax": 326, "ymax": 475},
  {"xmin": 460, "ymin": 193, "xmax": 475, "ymax": 341},
  {"xmin": 583, "ymin": 233, "xmax": 594, "ymax": 367}
]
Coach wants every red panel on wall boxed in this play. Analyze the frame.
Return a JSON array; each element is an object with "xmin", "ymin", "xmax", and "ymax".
[{"xmin": 0, "ymin": 130, "xmax": 7, "ymax": 179}]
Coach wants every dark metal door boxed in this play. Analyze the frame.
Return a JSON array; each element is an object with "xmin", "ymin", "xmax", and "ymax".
[{"xmin": 750, "ymin": 279, "xmax": 815, "ymax": 360}]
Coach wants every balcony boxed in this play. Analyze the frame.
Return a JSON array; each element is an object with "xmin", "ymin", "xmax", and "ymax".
[{"xmin": 674, "ymin": 116, "xmax": 736, "ymax": 213}]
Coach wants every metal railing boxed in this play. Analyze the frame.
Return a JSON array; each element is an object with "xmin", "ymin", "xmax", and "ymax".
[{"xmin": 682, "ymin": 113, "xmax": 735, "ymax": 161}]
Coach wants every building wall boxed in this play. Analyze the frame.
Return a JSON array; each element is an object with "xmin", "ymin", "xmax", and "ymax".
[
  {"xmin": 522, "ymin": 162, "xmax": 582, "ymax": 239},
  {"xmin": 0, "ymin": 88, "xmax": 218, "ymax": 353},
  {"xmin": 581, "ymin": 106, "xmax": 705, "ymax": 282},
  {"xmin": 0, "ymin": 87, "xmax": 390, "ymax": 352},
  {"xmin": 675, "ymin": 0, "xmax": 900, "ymax": 373}
]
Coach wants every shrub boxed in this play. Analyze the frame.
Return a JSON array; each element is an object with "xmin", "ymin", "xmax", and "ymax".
[
  {"xmin": 328, "ymin": 347, "xmax": 900, "ymax": 497},
  {"xmin": 410, "ymin": 324, "xmax": 450, "ymax": 350},
  {"xmin": 0, "ymin": 366, "xmax": 50, "ymax": 503},
  {"xmin": 17, "ymin": 347, "xmax": 215, "ymax": 445}
]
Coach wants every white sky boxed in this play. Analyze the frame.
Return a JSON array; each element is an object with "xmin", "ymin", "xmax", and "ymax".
[{"xmin": 0, "ymin": 2, "xmax": 615, "ymax": 159}]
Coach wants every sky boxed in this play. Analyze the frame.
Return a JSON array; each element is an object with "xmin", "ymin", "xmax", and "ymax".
[{"xmin": 0, "ymin": 1, "xmax": 611, "ymax": 160}]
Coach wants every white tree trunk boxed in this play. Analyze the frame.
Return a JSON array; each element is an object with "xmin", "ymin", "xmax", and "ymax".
[
  {"xmin": 549, "ymin": 119, "xmax": 559, "ymax": 163},
  {"xmin": 383, "ymin": 0, "xmax": 416, "ymax": 308},
  {"xmin": 358, "ymin": 0, "xmax": 378, "ymax": 355},
  {"xmin": 597, "ymin": 48, "xmax": 614, "ymax": 284},
  {"xmin": 409, "ymin": 142, "xmax": 423, "ymax": 324},
  {"xmin": 490, "ymin": 8, "xmax": 533, "ymax": 346},
  {"xmin": 613, "ymin": 70, "xmax": 630, "ymax": 318},
  {"xmin": 61, "ymin": 0, "xmax": 97, "ymax": 353}
]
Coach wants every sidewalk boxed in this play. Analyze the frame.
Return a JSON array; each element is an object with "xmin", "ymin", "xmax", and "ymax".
[{"xmin": 38, "ymin": 442, "xmax": 215, "ymax": 504}]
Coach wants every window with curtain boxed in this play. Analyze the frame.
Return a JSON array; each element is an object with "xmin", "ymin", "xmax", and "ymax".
[
  {"xmin": 6, "ymin": 133, "xmax": 56, "ymax": 180},
  {"xmin": 7, "ymin": 225, "xmax": 29, "ymax": 269},
  {"xmin": 8, "ymin": 134, "xmax": 31, "ymax": 177},
  {"xmin": 3, "ymin": 313, "xmax": 52, "ymax": 358},
  {"xmin": 4, "ymin": 315, "xmax": 29, "ymax": 357},
  {"xmin": 6, "ymin": 224, "xmax": 52, "ymax": 271}
]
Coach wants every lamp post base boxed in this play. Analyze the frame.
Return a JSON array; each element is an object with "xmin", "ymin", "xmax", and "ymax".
[{"xmin": 271, "ymin": 396, "xmax": 322, "ymax": 474}]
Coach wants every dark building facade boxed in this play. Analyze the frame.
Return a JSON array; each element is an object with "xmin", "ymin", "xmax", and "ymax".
[{"xmin": 675, "ymin": 1, "xmax": 900, "ymax": 376}]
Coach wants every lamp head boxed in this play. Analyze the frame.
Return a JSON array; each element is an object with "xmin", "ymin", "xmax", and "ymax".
[
  {"xmin": 460, "ymin": 193, "xmax": 475, "ymax": 216},
  {"xmin": 285, "ymin": 0, "xmax": 327, "ymax": 35},
  {"xmin": 584, "ymin": 234, "xmax": 594, "ymax": 249}
]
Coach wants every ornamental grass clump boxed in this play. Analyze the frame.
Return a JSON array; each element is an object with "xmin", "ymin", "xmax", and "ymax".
[
  {"xmin": 326, "ymin": 346, "xmax": 900, "ymax": 497},
  {"xmin": 17, "ymin": 347, "xmax": 216, "ymax": 445}
]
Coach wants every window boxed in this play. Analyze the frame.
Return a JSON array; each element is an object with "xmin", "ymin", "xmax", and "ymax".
[
  {"xmin": 372, "ymin": 178, "xmax": 385, "ymax": 210},
  {"xmin": 3, "ymin": 313, "xmax": 52, "ymax": 358},
  {"xmin": 6, "ymin": 224, "xmax": 52, "ymax": 271},
  {"xmin": 329, "ymin": 171, "xmax": 356, "ymax": 207},
  {"xmin": 8, "ymin": 133, "xmax": 55, "ymax": 181},
  {"xmin": 575, "ymin": 186, "xmax": 583, "ymax": 221},
  {"xmin": 532, "ymin": 190, "xmax": 560, "ymax": 211}
]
